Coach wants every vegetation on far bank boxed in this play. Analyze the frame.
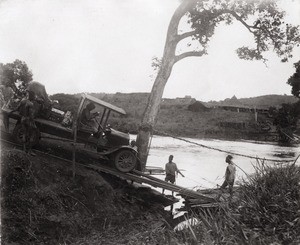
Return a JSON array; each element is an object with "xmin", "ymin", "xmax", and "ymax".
[{"xmin": 49, "ymin": 92, "xmax": 299, "ymax": 143}]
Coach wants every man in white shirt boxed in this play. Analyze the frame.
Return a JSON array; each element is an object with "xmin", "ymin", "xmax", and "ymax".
[{"xmin": 163, "ymin": 155, "xmax": 185, "ymax": 195}]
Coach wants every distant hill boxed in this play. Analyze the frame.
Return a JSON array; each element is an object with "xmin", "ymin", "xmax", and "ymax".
[{"xmin": 206, "ymin": 94, "xmax": 298, "ymax": 108}]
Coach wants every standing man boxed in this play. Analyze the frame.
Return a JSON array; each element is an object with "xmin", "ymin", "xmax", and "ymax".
[
  {"xmin": 163, "ymin": 155, "xmax": 185, "ymax": 195},
  {"xmin": 11, "ymin": 90, "xmax": 37, "ymax": 155},
  {"xmin": 219, "ymin": 155, "xmax": 236, "ymax": 198},
  {"xmin": 27, "ymin": 81, "xmax": 52, "ymax": 118}
]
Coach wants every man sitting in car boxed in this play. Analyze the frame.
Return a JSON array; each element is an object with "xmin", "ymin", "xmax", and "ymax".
[{"xmin": 80, "ymin": 102, "xmax": 100, "ymax": 134}]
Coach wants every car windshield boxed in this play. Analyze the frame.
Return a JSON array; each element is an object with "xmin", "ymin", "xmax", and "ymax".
[{"xmin": 80, "ymin": 99, "xmax": 123, "ymax": 129}]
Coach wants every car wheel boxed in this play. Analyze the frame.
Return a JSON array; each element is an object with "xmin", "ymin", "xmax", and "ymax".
[
  {"xmin": 114, "ymin": 150, "xmax": 137, "ymax": 173},
  {"xmin": 12, "ymin": 123, "xmax": 40, "ymax": 146}
]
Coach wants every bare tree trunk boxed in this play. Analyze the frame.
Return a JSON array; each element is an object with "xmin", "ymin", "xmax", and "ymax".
[
  {"xmin": 136, "ymin": 0, "xmax": 194, "ymax": 171},
  {"xmin": 136, "ymin": 62, "xmax": 174, "ymax": 170}
]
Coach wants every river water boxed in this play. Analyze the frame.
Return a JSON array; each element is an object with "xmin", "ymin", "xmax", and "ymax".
[{"xmin": 132, "ymin": 135, "xmax": 300, "ymax": 191}]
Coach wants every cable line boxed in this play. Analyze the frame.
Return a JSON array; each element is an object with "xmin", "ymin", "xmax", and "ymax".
[{"xmin": 154, "ymin": 129, "xmax": 295, "ymax": 163}]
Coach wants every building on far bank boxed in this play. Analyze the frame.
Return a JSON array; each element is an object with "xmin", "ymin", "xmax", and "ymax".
[
  {"xmin": 188, "ymin": 101, "xmax": 210, "ymax": 112},
  {"xmin": 162, "ymin": 95, "xmax": 196, "ymax": 106}
]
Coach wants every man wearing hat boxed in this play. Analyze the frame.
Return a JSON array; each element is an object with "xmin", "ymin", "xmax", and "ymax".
[
  {"xmin": 80, "ymin": 102, "xmax": 100, "ymax": 134},
  {"xmin": 219, "ymin": 155, "xmax": 236, "ymax": 197}
]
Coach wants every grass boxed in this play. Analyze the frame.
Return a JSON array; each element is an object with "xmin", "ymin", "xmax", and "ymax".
[{"xmin": 184, "ymin": 160, "xmax": 300, "ymax": 244}]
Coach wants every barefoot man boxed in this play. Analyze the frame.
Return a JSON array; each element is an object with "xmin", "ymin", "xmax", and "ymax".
[{"xmin": 163, "ymin": 155, "xmax": 185, "ymax": 195}]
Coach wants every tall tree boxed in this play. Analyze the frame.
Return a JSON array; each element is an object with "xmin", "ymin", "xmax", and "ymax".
[
  {"xmin": 0, "ymin": 59, "xmax": 33, "ymax": 95},
  {"xmin": 287, "ymin": 60, "xmax": 300, "ymax": 98},
  {"xmin": 136, "ymin": 0, "xmax": 300, "ymax": 170},
  {"xmin": 273, "ymin": 102, "xmax": 299, "ymax": 143},
  {"xmin": 273, "ymin": 60, "xmax": 300, "ymax": 143}
]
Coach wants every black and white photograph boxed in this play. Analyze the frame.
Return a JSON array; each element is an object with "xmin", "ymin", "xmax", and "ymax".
[{"xmin": 1, "ymin": 0, "xmax": 300, "ymax": 244}]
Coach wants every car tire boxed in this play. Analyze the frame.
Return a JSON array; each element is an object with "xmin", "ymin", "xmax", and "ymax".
[{"xmin": 114, "ymin": 150, "xmax": 137, "ymax": 173}]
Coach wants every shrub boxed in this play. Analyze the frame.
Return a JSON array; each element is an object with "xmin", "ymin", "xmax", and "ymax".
[
  {"xmin": 191, "ymin": 160, "xmax": 300, "ymax": 244},
  {"xmin": 238, "ymin": 161, "xmax": 300, "ymax": 244}
]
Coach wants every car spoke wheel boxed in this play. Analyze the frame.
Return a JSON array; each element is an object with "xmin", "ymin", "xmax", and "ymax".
[{"xmin": 114, "ymin": 150, "xmax": 137, "ymax": 173}]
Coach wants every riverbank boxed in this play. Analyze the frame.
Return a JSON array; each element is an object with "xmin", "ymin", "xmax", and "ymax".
[
  {"xmin": 112, "ymin": 107, "xmax": 280, "ymax": 143},
  {"xmin": 1, "ymin": 145, "xmax": 182, "ymax": 244},
  {"xmin": 2, "ymin": 139, "xmax": 299, "ymax": 244}
]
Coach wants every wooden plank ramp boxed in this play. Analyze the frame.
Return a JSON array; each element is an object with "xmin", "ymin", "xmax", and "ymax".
[{"xmin": 86, "ymin": 163, "xmax": 216, "ymax": 203}]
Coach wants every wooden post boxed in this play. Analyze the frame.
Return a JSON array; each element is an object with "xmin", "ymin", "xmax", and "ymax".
[
  {"xmin": 72, "ymin": 119, "xmax": 77, "ymax": 179},
  {"xmin": 254, "ymin": 107, "xmax": 258, "ymax": 123},
  {"xmin": 71, "ymin": 94, "xmax": 86, "ymax": 179}
]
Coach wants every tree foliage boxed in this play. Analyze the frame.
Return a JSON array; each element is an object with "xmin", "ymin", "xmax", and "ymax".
[
  {"xmin": 287, "ymin": 60, "xmax": 300, "ymax": 98},
  {"xmin": 0, "ymin": 59, "xmax": 33, "ymax": 95},
  {"xmin": 175, "ymin": 0, "xmax": 300, "ymax": 64},
  {"xmin": 272, "ymin": 60, "xmax": 300, "ymax": 143},
  {"xmin": 272, "ymin": 102, "xmax": 300, "ymax": 143}
]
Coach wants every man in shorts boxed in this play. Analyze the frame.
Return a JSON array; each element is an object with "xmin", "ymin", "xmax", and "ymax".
[
  {"xmin": 218, "ymin": 155, "xmax": 236, "ymax": 200},
  {"xmin": 163, "ymin": 155, "xmax": 185, "ymax": 195}
]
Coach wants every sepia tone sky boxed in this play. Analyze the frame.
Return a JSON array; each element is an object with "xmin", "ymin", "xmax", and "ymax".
[{"xmin": 0, "ymin": 0, "xmax": 299, "ymax": 101}]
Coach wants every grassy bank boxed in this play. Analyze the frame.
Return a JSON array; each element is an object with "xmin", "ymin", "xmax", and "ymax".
[{"xmin": 183, "ymin": 160, "xmax": 300, "ymax": 244}]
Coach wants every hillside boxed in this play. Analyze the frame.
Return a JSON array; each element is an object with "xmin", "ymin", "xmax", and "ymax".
[
  {"xmin": 50, "ymin": 93, "xmax": 299, "ymax": 142},
  {"xmin": 206, "ymin": 94, "xmax": 298, "ymax": 108}
]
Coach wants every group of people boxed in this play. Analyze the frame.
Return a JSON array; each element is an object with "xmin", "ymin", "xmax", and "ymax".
[
  {"xmin": 4, "ymin": 82, "xmax": 53, "ymax": 155},
  {"xmin": 163, "ymin": 154, "xmax": 236, "ymax": 198}
]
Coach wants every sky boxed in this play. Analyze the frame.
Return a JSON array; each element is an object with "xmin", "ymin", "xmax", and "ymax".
[{"xmin": 0, "ymin": 0, "xmax": 299, "ymax": 102}]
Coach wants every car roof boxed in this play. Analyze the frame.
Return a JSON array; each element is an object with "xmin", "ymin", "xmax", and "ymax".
[{"xmin": 82, "ymin": 93, "xmax": 126, "ymax": 115}]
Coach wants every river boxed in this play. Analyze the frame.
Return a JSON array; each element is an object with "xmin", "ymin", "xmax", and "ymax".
[{"xmin": 132, "ymin": 135, "xmax": 300, "ymax": 191}]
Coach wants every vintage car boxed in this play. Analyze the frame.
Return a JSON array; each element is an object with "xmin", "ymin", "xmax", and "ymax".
[{"xmin": 1, "ymin": 93, "xmax": 139, "ymax": 172}]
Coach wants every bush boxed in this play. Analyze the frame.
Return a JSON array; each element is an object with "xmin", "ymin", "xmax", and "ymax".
[
  {"xmin": 238, "ymin": 162, "xmax": 300, "ymax": 244},
  {"xmin": 191, "ymin": 161, "xmax": 300, "ymax": 244}
]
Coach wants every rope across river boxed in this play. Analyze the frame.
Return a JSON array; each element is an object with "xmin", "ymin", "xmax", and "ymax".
[{"xmin": 154, "ymin": 129, "xmax": 297, "ymax": 163}]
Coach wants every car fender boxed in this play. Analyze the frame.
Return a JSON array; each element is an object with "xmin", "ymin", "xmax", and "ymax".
[{"xmin": 102, "ymin": 145, "xmax": 138, "ymax": 156}]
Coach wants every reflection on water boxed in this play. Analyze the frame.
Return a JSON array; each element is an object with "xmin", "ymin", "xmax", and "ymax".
[{"xmin": 132, "ymin": 135, "xmax": 299, "ymax": 190}]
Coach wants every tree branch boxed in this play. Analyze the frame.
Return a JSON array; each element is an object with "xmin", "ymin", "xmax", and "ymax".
[
  {"xmin": 170, "ymin": 0, "xmax": 199, "ymax": 36},
  {"xmin": 175, "ymin": 50, "xmax": 206, "ymax": 63},
  {"xmin": 229, "ymin": 10, "xmax": 281, "ymax": 49},
  {"xmin": 177, "ymin": 30, "xmax": 199, "ymax": 42},
  {"xmin": 227, "ymin": 10, "xmax": 258, "ymax": 34}
]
